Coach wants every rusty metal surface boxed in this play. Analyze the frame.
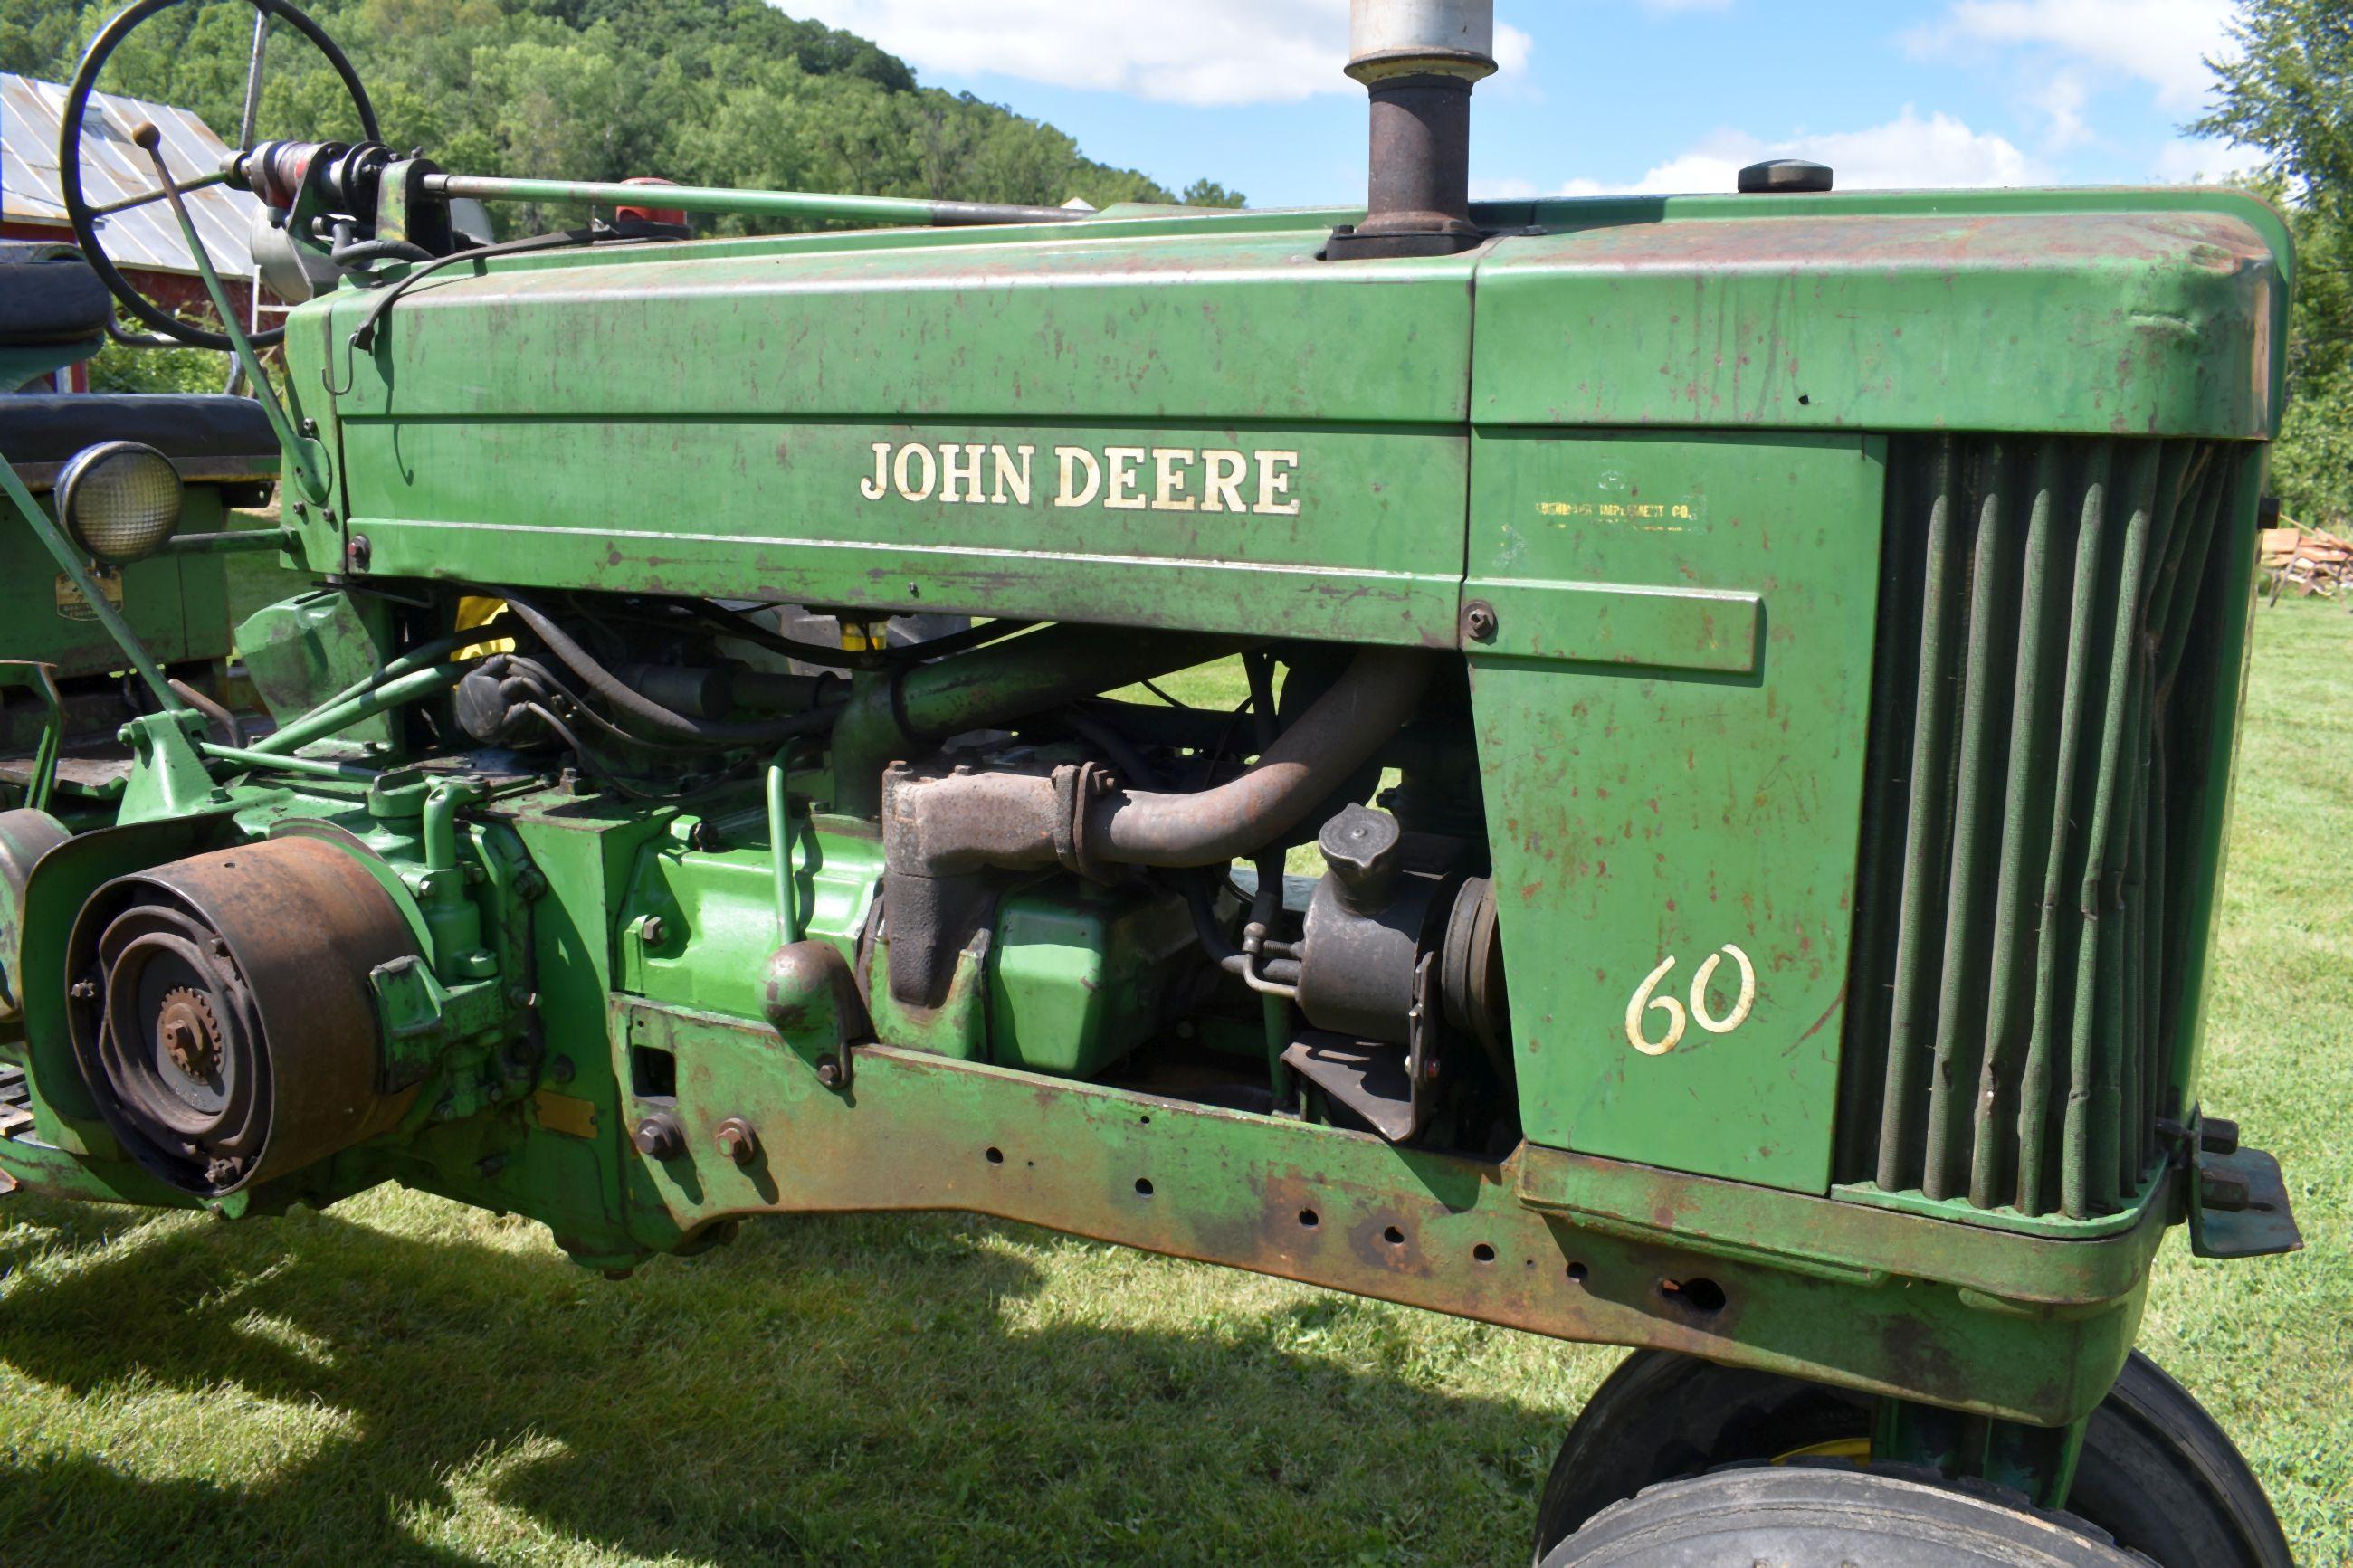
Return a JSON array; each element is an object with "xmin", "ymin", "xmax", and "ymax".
[
  {"xmin": 64, "ymin": 834, "xmax": 419, "ymax": 1193},
  {"xmin": 617, "ymin": 1000, "xmax": 2144, "ymax": 1426}
]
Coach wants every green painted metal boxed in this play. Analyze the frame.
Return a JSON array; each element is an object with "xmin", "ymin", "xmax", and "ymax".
[
  {"xmin": 1472, "ymin": 195, "xmax": 2290, "ymax": 439},
  {"xmin": 1841, "ymin": 436, "xmax": 2249, "ymax": 1221},
  {"xmin": 988, "ymin": 879, "xmax": 1197, "ymax": 1078},
  {"xmin": 200, "ymin": 744, "xmax": 378, "ymax": 782},
  {"xmin": 1518, "ymin": 1147, "xmax": 2170, "ymax": 1303},
  {"xmin": 237, "ymin": 590, "xmax": 395, "ymax": 735},
  {"xmin": 244, "ymin": 660, "xmax": 466, "ymax": 757},
  {"xmin": 1466, "ymin": 432, "xmax": 1885, "ymax": 1193},
  {"xmin": 0, "ymin": 483, "xmax": 233, "ymax": 679}
]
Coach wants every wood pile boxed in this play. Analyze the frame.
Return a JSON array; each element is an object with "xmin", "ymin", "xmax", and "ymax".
[{"xmin": 2262, "ymin": 521, "xmax": 2352, "ymax": 604}]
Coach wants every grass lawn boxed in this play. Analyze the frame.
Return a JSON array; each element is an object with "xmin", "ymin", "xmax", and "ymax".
[{"xmin": 0, "ymin": 602, "xmax": 2347, "ymax": 1566}]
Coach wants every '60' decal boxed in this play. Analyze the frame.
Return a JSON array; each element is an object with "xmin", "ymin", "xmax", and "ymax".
[{"xmin": 1624, "ymin": 945, "xmax": 1758, "ymax": 1055}]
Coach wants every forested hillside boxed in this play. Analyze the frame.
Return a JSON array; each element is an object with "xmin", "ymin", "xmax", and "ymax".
[{"xmin": 1, "ymin": 0, "xmax": 1240, "ymax": 231}]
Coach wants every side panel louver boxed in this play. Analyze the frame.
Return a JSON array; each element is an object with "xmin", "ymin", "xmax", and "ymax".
[{"xmin": 1837, "ymin": 435, "xmax": 2246, "ymax": 1221}]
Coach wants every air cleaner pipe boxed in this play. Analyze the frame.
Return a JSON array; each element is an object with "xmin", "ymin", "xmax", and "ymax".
[
  {"xmin": 424, "ymin": 173, "xmax": 1089, "ymax": 229},
  {"xmin": 883, "ymin": 645, "xmax": 1432, "ymax": 876},
  {"xmin": 1092, "ymin": 646, "xmax": 1431, "ymax": 867},
  {"xmin": 833, "ymin": 623, "xmax": 1247, "ymax": 816}
]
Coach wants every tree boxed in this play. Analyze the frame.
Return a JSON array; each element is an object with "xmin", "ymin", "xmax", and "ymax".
[
  {"xmin": 1180, "ymin": 179, "xmax": 1246, "ymax": 209},
  {"xmin": 2193, "ymin": 0, "xmax": 2353, "ymax": 524},
  {"xmin": 0, "ymin": 0, "xmax": 1213, "ymax": 235}
]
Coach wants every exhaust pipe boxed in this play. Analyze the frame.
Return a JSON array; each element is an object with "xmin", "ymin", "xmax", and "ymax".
[{"xmin": 1327, "ymin": 0, "xmax": 1497, "ymax": 261}]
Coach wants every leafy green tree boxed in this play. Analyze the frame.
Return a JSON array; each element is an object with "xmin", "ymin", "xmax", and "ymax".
[
  {"xmin": 1181, "ymin": 178, "xmax": 1245, "ymax": 209},
  {"xmin": 0, "ymin": 0, "xmax": 1220, "ymax": 239},
  {"xmin": 2193, "ymin": 0, "xmax": 2353, "ymax": 524}
]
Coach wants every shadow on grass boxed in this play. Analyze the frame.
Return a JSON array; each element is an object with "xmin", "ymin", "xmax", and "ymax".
[{"xmin": 0, "ymin": 1192, "xmax": 1579, "ymax": 1565}]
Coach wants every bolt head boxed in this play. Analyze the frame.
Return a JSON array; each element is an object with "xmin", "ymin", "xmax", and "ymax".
[
  {"xmin": 640, "ymin": 916, "xmax": 667, "ymax": 947},
  {"xmin": 715, "ymin": 1117, "xmax": 758, "ymax": 1164},
  {"xmin": 1462, "ymin": 601, "xmax": 1499, "ymax": 643},
  {"xmin": 632, "ymin": 1114, "xmax": 684, "ymax": 1160},
  {"xmin": 814, "ymin": 1055, "xmax": 844, "ymax": 1089}
]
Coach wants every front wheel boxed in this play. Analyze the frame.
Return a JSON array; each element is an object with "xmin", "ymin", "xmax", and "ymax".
[
  {"xmin": 1543, "ymin": 1464, "xmax": 2142, "ymax": 1567},
  {"xmin": 1532, "ymin": 1350, "xmax": 2289, "ymax": 1568}
]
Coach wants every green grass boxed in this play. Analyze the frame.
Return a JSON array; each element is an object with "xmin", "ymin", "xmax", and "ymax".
[{"xmin": 1, "ymin": 603, "xmax": 2348, "ymax": 1566}]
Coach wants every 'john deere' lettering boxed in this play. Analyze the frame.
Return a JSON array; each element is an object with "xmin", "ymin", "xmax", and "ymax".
[{"xmin": 858, "ymin": 441, "xmax": 1300, "ymax": 515}]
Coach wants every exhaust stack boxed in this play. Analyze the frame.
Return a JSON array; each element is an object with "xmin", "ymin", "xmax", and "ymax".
[{"xmin": 1328, "ymin": 0, "xmax": 1497, "ymax": 261}]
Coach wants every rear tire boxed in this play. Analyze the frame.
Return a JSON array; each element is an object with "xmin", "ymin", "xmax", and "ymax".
[
  {"xmin": 1532, "ymin": 1351, "xmax": 2289, "ymax": 1568},
  {"xmin": 1541, "ymin": 1464, "xmax": 2142, "ymax": 1567}
]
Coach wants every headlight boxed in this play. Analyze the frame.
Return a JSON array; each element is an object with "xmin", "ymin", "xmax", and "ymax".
[{"xmin": 57, "ymin": 442, "xmax": 184, "ymax": 565}]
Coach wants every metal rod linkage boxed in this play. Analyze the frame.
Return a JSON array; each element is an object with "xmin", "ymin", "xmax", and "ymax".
[{"xmin": 424, "ymin": 173, "xmax": 1090, "ymax": 230}]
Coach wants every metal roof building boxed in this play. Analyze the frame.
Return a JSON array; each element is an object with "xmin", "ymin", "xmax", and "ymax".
[{"xmin": 4, "ymin": 71, "xmax": 262, "ymax": 281}]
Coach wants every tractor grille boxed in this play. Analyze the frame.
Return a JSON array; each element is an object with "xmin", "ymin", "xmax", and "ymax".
[{"xmin": 1835, "ymin": 435, "xmax": 2246, "ymax": 1220}]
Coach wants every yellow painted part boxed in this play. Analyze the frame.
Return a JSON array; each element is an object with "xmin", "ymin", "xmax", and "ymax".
[
  {"xmin": 456, "ymin": 595, "xmax": 515, "ymax": 658},
  {"xmin": 1773, "ymin": 1437, "xmax": 1873, "ymax": 1464}
]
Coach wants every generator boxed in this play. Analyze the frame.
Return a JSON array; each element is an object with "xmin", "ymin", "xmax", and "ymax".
[{"xmin": 0, "ymin": 1, "xmax": 2304, "ymax": 1561}]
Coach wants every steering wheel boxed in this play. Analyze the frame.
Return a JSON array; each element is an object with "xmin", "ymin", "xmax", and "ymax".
[{"xmin": 59, "ymin": 0, "xmax": 378, "ymax": 352}]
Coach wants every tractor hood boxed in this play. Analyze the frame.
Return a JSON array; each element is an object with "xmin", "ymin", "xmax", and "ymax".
[{"xmin": 288, "ymin": 187, "xmax": 2288, "ymax": 644}]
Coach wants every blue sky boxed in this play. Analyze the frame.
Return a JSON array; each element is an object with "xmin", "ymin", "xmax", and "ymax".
[{"xmin": 786, "ymin": 0, "xmax": 2262, "ymax": 207}]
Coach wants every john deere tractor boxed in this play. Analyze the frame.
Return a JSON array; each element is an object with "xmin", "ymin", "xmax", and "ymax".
[{"xmin": 0, "ymin": 1, "xmax": 2306, "ymax": 1561}]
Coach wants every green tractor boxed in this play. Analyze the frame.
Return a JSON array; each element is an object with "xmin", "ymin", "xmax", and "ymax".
[
  {"xmin": 0, "ymin": 1, "xmax": 2306, "ymax": 1561},
  {"xmin": 0, "ymin": 239, "xmax": 283, "ymax": 816}
]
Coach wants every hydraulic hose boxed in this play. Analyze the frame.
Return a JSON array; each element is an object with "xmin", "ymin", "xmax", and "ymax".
[{"xmin": 498, "ymin": 590, "xmax": 838, "ymax": 746}]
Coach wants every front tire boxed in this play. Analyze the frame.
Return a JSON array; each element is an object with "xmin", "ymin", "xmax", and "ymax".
[
  {"xmin": 1532, "ymin": 1350, "xmax": 2289, "ymax": 1568},
  {"xmin": 1542, "ymin": 1464, "xmax": 2141, "ymax": 1567}
]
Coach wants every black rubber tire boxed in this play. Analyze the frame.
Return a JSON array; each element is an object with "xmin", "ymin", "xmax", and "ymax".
[
  {"xmin": 1542, "ymin": 1463, "xmax": 2141, "ymax": 1567},
  {"xmin": 1532, "ymin": 1350, "xmax": 2291, "ymax": 1568}
]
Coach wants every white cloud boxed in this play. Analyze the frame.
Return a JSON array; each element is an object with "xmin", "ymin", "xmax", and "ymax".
[
  {"xmin": 2150, "ymin": 136, "xmax": 2265, "ymax": 185},
  {"xmin": 1916, "ymin": 0, "xmax": 2236, "ymax": 111},
  {"xmin": 2038, "ymin": 67, "xmax": 2092, "ymax": 148},
  {"xmin": 783, "ymin": 1, "xmax": 1532, "ymax": 108},
  {"xmin": 1517, "ymin": 108, "xmax": 2041, "ymax": 200},
  {"xmin": 1471, "ymin": 176, "xmax": 1540, "ymax": 201}
]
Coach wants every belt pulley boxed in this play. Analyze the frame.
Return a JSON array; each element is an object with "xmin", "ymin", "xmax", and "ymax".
[{"xmin": 65, "ymin": 836, "xmax": 421, "ymax": 1196}]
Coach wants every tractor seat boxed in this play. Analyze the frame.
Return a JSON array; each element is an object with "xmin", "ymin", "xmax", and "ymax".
[
  {"xmin": 0, "ymin": 243, "xmax": 111, "ymax": 347},
  {"xmin": 0, "ymin": 394, "xmax": 281, "ymax": 490}
]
